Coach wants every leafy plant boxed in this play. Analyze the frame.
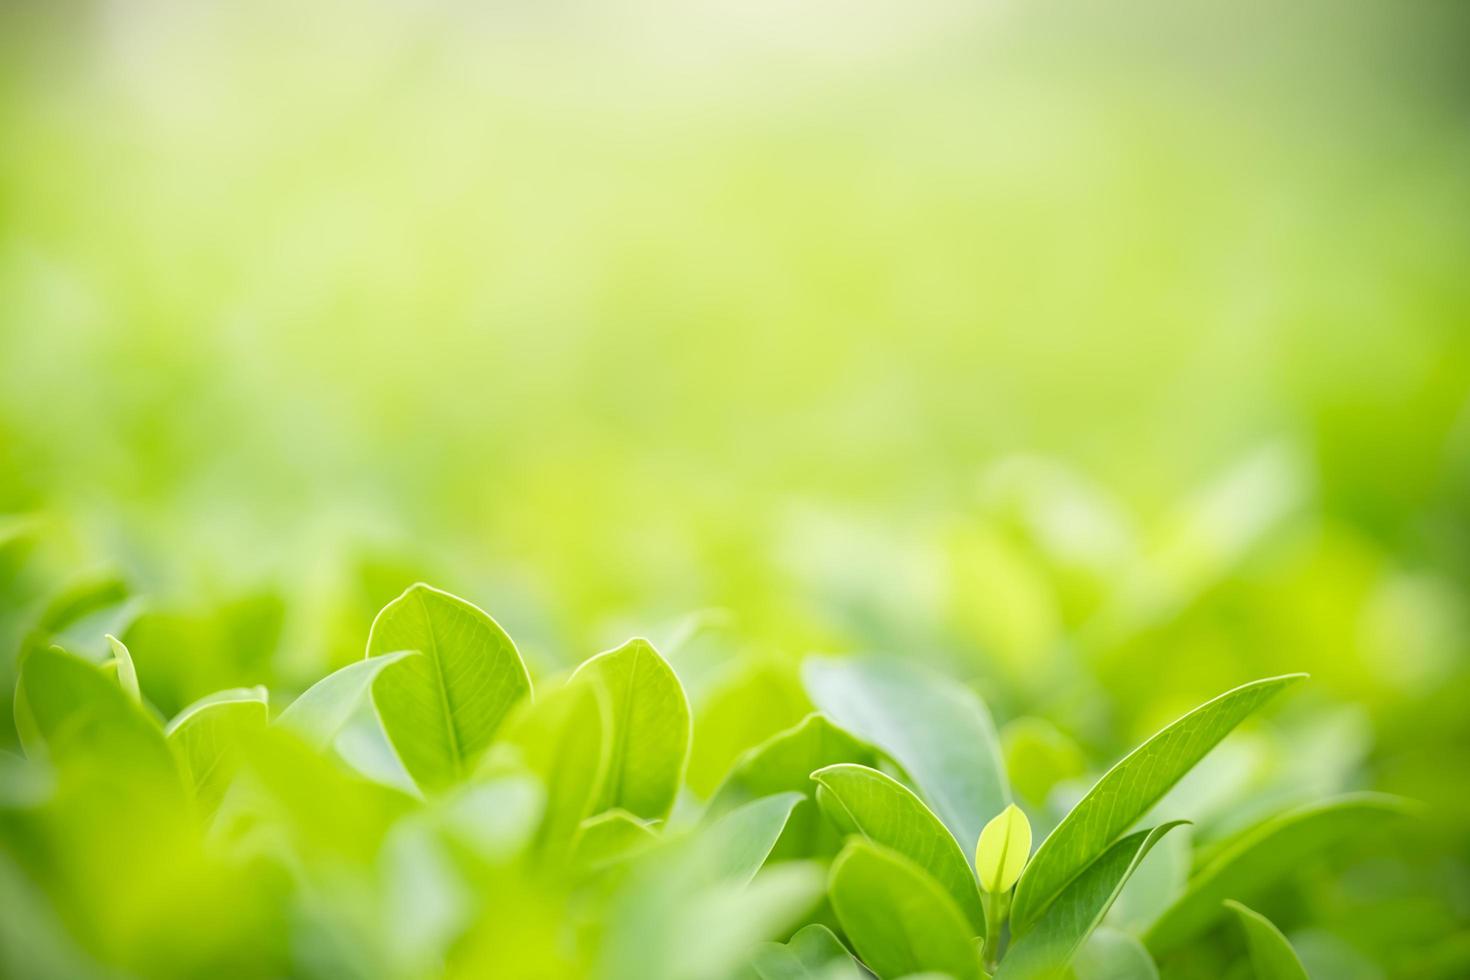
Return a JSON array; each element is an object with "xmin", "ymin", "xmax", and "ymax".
[{"xmin": 1, "ymin": 583, "xmax": 1416, "ymax": 979}]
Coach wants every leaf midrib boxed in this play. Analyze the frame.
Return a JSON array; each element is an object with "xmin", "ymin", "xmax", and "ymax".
[
  {"xmin": 599, "ymin": 643, "xmax": 643, "ymax": 810},
  {"xmin": 417, "ymin": 589, "xmax": 462, "ymax": 780}
]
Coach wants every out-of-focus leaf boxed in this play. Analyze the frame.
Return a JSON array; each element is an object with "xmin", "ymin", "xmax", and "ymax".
[
  {"xmin": 1225, "ymin": 901, "xmax": 1309, "ymax": 980},
  {"xmin": 976, "ymin": 802, "xmax": 1032, "ymax": 896},
  {"xmin": 601, "ymin": 839, "xmax": 825, "ymax": 980},
  {"xmin": 22, "ymin": 571, "xmax": 140, "ymax": 663},
  {"xmin": 0, "ymin": 852, "xmax": 107, "ymax": 980},
  {"xmin": 1105, "ymin": 823, "xmax": 1191, "ymax": 934},
  {"xmin": 1144, "ymin": 794, "xmax": 1414, "ymax": 956},
  {"xmin": 812, "ymin": 763, "xmax": 984, "ymax": 932},
  {"xmin": 998, "ymin": 822, "xmax": 1185, "ymax": 980},
  {"xmin": 102, "ymin": 634, "xmax": 140, "ymax": 704},
  {"xmin": 572, "ymin": 638, "xmax": 690, "ymax": 822},
  {"xmin": 166, "ymin": 686, "xmax": 269, "ymax": 816},
  {"xmin": 367, "ymin": 584, "xmax": 532, "ymax": 793},
  {"xmin": 700, "ymin": 792, "xmax": 804, "ymax": 886},
  {"xmin": 710, "ymin": 713, "xmax": 879, "ymax": 859},
  {"xmin": 827, "ymin": 838, "xmax": 983, "ymax": 980},
  {"xmin": 804, "ymin": 656, "xmax": 1008, "ymax": 854},
  {"xmin": 379, "ymin": 819, "xmax": 472, "ymax": 976},
  {"xmin": 497, "ymin": 676, "xmax": 611, "ymax": 860},
  {"xmin": 276, "ymin": 649, "xmax": 418, "ymax": 748},
  {"xmin": 571, "ymin": 809, "xmax": 658, "ymax": 870},
  {"xmin": 688, "ymin": 659, "xmax": 810, "ymax": 797},
  {"xmin": 749, "ymin": 923, "xmax": 861, "ymax": 980},
  {"xmin": 15, "ymin": 646, "xmax": 180, "ymax": 796},
  {"xmin": 1012, "ymin": 675, "xmax": 1305, "ymax": 933},
  {"xmin": 229, "ymin": 726, "xmax": 415, "ymax": 866},
  {"xmin": 435, "ymin": 773, "xmax": 544, "ymax": 862},
  {"xmin": 1073, "ymin": 927, "xmax": 1159, "ymax": 980},
  {"xmin": 713, "ymin": 714, "xmax": 878, "ymax": 806},
  {"xmin": 1003, "ymin": 718, "xmax": 1087, "ymax": 810}
]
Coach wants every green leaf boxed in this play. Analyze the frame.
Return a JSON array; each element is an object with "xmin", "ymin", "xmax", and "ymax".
[
  {"xmin": 1144, "ymin": 793, "xmax": 1413, "ymax": 955},
  {"xmin": 166, "ymin": 686, "xmax": 269, "ymax": 816},
  {"xmin": 21, "ymin": 572, "xmax": 140, "ymax": 664},
  {"xmin": 701, "ymin": 791, "xmax": 805, "ymax": 886},
  {"xmin": 367, "ymin": 584, "xmax": 532, "ymax": 793},
  {"xmin": 1011, "ymin": 675, "xmax": 1305, "ymax": 933},
  {"xmin": 1073, "ymin": 927, "xmax": 1159, "ymax": 980},
  {"xmin": 1105, "ymin": 824, "xmax": 1191, "ymax": 934},
  {"xmin": 499, "ymin": 677, "xmax": 611, "ymax": 859},
  {"xmin": 998, "ymin": 822, "xmax": 1186, "ymax": 980},
  {"xmin": 714, "ymin": 714, "xmax": 879, "ymax": 806},
  {"xmin": 976, "ymin": 802, "xmax": 1032, "ymax": 895},
  {"xmin": 812, "ymin": 763, "xmax": 984, "ymax": 932},
  {"xmin": 710, "ymin": 713, "xmax": 880, "ymax": 860},
  {"xmin": 276, "ymin": 650, "xmax": 419, "ymax": 748},
  {"xmin": 804, "ymin": 656, "xmax": 1009, "ymax": 853},
  {"xmin": 1225, "ymin": 901, "xmax": 1309, "ymax": 980},
  {"xmin": 14, "ymin": 646, "xmax": 180, "ymax": 798},
  {"xmin": 1003, "ymin": 717, "xmax": 1087, "ymax": 809},
  {"xmin": 688, "ymin": 659, "xmax": 811, "ymax": 797},
  {"xmin": 828, "ymin": 838, "xmax": 984, "ymax": 980},
  {"xmin": 102, "ymin": 634, "xmax": 140, "ymax": 705},
  {"xmin": 571, "ymin": 638, "xmax": 691, "ymax": 822},
  {"xmin": 750, "ymin": 924, "xmax": 861, "ymax": 980},
  {"xmin": 570, "ymin": 809, "xmax": 659, "ymax": 870}
]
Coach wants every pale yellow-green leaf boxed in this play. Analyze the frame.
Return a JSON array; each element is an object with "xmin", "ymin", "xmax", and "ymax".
[
  {"xmin": 166, "ymin": 686, "xmax": 270, "ymax": 816},
  {"xmin": 367, "ymin": 584, "xmax": 532, "ymax": 793},
  {"xmin": 103, "ymin": 634, "xmax": 140, "ymax": 705},
  {"xmin": 571, "ymin": 638, "xmax": 690, "ymax": 822},
  {"xmin": 976, "ymin": 803, "xmax": 1032, "ymax": 894}
]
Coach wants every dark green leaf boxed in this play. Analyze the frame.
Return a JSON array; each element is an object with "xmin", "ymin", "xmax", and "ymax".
[{"xmin": 572, "ymin": 638, "xmax": 691, "ymax": 822}]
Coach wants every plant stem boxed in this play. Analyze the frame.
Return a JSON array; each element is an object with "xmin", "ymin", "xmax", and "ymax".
[{"xmin": 983, "ymin": 889, "xmax": 1010, "ymax": 973}]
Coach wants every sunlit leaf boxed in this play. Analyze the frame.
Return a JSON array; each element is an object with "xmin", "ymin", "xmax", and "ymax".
[
  {"xmin": 572, "ymin": 638, "xmax": 690, "ymax": 822},
  {"xmin": 804, "ymin": 656, "xmax": 1009, "ymax": 853},
  {"xmin": 976, "ymin": 802, "xmax": 1032, "ymax": 895},
  {"xmin": 827, "ymin": 838, "xmax": 983, "ymax": 980},
  {"xmin": 1225, "ymin": 901, "xmax": 1309, "ymax": 980},
  {"xmin": 998, "ymin": 822, "xmax": 1185, "ymax": 980},
  {"xmin": 367, "ymin": 584, "xmax": 532, "ymax": 793},
  {"xmin": 102, "ymin": 634, "xmax": 140, "ymax": 705},
  {"xmin": 276, "ymin": 649, "xmax": 418, "ymax": 748},
  {"xmin": 812, "ymin": 763, "xmax": 984, "ymax": 932},
  {"xmin": 166, "ymin": 686, "xmax": 270, "ymax": 816},
  {"xmin": 1011, "ymin": 675, "xmax": 1305, "ymax": 933},
  {"xmin": 1144, "ymin": 794, "xmax": 1414, "ymax": 955}
]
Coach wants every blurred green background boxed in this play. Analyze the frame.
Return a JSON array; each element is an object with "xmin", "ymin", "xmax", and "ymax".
[{"xmin": 2, "ymin": 0, "xmax": 1469, "ymax": 975}]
